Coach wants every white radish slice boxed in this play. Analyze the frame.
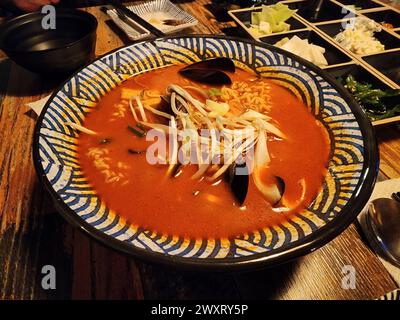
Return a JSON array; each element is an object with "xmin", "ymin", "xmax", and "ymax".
[{"xmin": 167, "ymin": 117, "xmax": 178, "ymax": 176}]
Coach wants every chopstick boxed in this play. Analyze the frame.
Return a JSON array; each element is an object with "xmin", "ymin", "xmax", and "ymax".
[{"xmin": 108, "ymin": 0, "xmax": 166, "ymax": 38}]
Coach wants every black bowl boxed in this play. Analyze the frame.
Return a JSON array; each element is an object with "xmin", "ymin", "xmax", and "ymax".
[{"xmin": 0, "ymin": 9, "xmax": 97, "ymax": 75}]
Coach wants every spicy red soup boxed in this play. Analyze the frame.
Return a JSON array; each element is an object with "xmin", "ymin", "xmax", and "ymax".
[{"xmin": 78, "ymin": 65, "xmax": 330, "ymax": 239}]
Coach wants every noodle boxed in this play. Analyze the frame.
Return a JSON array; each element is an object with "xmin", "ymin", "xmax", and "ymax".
[{"xmin": 218, "ymin": 81, "xmax": 272, "ymax": 112}]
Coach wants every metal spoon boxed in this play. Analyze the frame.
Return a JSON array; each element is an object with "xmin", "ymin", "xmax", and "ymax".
[{"xmin": 361, "ymin": 198, "xmax": 400, "ymax": 267}]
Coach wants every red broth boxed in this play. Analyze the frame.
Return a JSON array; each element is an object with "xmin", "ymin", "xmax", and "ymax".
[{"xmin": 78, "ymin": 65, "xmax": 330, "ymax": 239}]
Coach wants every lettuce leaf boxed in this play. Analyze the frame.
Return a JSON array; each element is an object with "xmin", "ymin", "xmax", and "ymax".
[{"xmin": 251, "ymin": 3, "xmax": 296, "ymax": 35}]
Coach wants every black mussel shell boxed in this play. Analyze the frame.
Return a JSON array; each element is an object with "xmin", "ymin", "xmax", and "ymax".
[
  {"xmin": 179, "ymin": 68, "xmax": 232, "ymax": 85},
  {"xmin": 180, "ymin": 57, "xmax": 236, "ymax": 73},
  {"xmin": 226, "ymin": 163, "xmax": 249, "ymax": 206},
  {"xmin": 274, "ymin": 176, "xmax": 286, "ymax": 206},
  {"xmin": 161, "ymin": 95, "xmax": 170, "ymax": 104},
  {"xmin": 161, "ymin": 94, "xmax": 189, "ymax": 116}
]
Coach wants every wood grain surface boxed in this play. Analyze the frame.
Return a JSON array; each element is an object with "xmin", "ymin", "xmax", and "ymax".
[{"xmin": 0, "ymin": 1, "xmax": 399, "ymax": 300}]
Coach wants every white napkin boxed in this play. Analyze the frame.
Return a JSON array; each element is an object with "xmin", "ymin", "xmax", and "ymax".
[
  {"xmin": 358, "ymin": 178, "xmax": 400, "ymax": 286},
  {"xmin": 26, "ymin": 94, "xmax": 51, "ymax": 116}
]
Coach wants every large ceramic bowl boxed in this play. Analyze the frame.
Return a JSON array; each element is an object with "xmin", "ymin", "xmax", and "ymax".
[{"xmin": 33, "ymin": 35, "xmax": 378, "ymax": 270}]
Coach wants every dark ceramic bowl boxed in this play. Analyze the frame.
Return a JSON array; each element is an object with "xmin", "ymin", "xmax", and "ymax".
[
  {"xmin": 0, "ymin": 9, "xmax": 97, "ymax": 74},
  {"xmin": 33, "ymin": 35, "xmax": 378, "ymax": 271}
]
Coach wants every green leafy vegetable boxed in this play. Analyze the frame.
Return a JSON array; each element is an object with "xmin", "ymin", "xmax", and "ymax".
[
  {"xmin": 136, "ymin": 123, "xmax": 146, "ymax": 131},
  {"xmin": 208, "ymin": 87, "xmax": 222, "ymax": 97},
  {"xmin": 340, "ymin": 75, "xmax": 400, "ymax": 121},
  {"xmin": 127, "ymin": 125, "xmax": 146, "ymax": 137}
]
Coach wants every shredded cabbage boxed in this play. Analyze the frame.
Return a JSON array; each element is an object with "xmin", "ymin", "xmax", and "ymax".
[{"xmin": 250, "ymin": 3, "xmax": 296, "ymax": 36}]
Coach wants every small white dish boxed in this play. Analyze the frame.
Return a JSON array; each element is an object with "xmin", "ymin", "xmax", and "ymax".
[{"xmin": 107, "ymin": 0, "xmax": 198, "ymax": 41}]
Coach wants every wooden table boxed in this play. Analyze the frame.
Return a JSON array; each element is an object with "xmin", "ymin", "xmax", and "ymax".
[{"xmin": 0, "ymin": 1, "xmax": 399, "ymax": 300}]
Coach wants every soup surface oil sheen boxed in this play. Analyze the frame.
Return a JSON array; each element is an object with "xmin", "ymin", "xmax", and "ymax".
[{"xmin": 78, "ymin": 65, "xmax": 330, "ymax": 238}]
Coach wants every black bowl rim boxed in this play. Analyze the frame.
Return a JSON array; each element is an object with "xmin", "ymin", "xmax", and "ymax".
[
  {"xmin": 0, "ymin": 9, "xmax": 98, "ymax": 54},
  {"xmin": 32, "ymin": 34, "xmax": 379, "ymax": 271}
]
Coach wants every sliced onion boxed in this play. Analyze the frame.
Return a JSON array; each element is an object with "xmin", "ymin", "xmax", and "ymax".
[
  {"xmin": 254, "ymin": 130, "xmax": 270, "ymax": 168},
  {"xmin": 183, "ymin": 86, "xmax": 208, "ymax": 99},
  {"xmin": 129, "ymin": 98, "xmax": 139, "ymax": 122},
  {"xmin": 139, "ymin": 121, "xmax": 169, "ymax": 133},
  {"xmin": 64, "ymin": 122, "xmax": 97, "ymax": 135},
  {"xmin": 134, "ymin": 96, "xmax": 147, "ymax": 122},
  {"xmin": 171, "ymin": 93, "xmax": 185, "ymax": 117},
  {"xmin": 143, "ymin": 104, "xmax": 172, "ymax": 119},
  {"xmin": 257, "ymin": 119, "xmax": 286, "ymax": 139},
  {"xmin": 191, "ymin": 163, "xmax": 210, "ymax": 180},
  {"xmin": 168, "ymin": 84, "xmax": 208, "ymax": 116},
  {"xmin": 241, "ymin": 109, "xmax": 271, "ymax": 121},
  {"xmin": 142, "ymin": 82, "xmax": 289, "ymax": 182},
  {"xmin": 210, "ymin": 135, "xmax": 256, "ymax": 180},
  {"xmin": 253, "ymin": 172, "xmax": 283, "ymax": 206}
]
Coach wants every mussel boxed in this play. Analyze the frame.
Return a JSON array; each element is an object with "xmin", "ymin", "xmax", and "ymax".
[
  {"xmin": 180, "ymin": 57, "xmax": 236, "ymax": 73},
  {"xmin": 179, "ymin": 58, "xmax": 235, "ymax": 86},
  {"xmin": 179, "ymin": 68, "xmax": 232, "ymax": 85},
  {"xmin": 268, "ymin": 176, "xmax": 285, "ymax": 206},
  {"xmin": 226, "ymin": 162, "xmax": 249, "ymax": 206},
  {"xmin": 226, "ymin": 163, "xmax": 286, "ymax": 207}
]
